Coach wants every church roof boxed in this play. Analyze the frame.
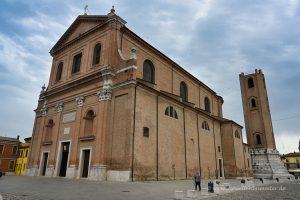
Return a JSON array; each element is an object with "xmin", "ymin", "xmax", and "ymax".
[
  {"xmin": 50, "ymin": 9, "xmax": 222, "ymax": 99},
  {"xmin": 50, "ymin": 8, "xmax": 126, "ymax": 55},
  {"xmin": 0, "ymin": 136, "xmax": 20, "ymax": 143},
  {"xmin": 50, "ymin": 15, "xmax": 107, "ymax": 54},
  {"xmin": 281, "ymin": 152, "xmax": 300, "ymax": 158},
  {"xmin": 211, "ymin": 115, "xmax": 243, "ymax": 128}
]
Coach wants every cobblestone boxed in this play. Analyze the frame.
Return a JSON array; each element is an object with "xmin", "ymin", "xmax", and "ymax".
[
  {"xmin": 207, "ymin": 181, "xmax": 300, "ymax": 200},
  {"xmin": 0, "ymin": 193, "xmax": 41, "ymax": 200},
  {"xmin": 0, "ymin": 176, "xmax": 299, "ymax": 200}
]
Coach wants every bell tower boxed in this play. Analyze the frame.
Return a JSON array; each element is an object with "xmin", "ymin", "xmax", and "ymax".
[
  {"xmin": 239, "ymin": 69, "xmax": 293, "ymax": 180},
  {"xmin": 239, "ymin": 69, "xmax": 276, "ymax": 149}
]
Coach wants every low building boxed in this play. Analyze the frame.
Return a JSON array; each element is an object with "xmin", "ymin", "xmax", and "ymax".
[
  {"xmin": 281, "ymin": 152, "xmax": 300, "ymax": 178},
  {"xmin": 15, "ymin": 137, "xmax": 31, "ymax": 176},
  {"xmin": 0, "ymin": 136, "xmax": 20, "ymax": 174}
]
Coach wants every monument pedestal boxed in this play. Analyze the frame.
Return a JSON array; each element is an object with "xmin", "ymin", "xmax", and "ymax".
[{"xmin": 251, "ymin": 148, "xmax": 294, "ymax": 180}]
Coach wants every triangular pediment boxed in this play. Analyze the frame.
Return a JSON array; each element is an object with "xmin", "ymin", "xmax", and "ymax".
[
  {"xmin": 51, "ymin": 15, "xmax": 108, "ymax": 54},
  {"xmin": 64, "ymin": 20, "xmax": 102, "ymax": 44}
]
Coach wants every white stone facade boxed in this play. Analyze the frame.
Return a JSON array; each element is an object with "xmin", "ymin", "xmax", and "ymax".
[{"xmin": 251, "ymin": 148, "xmax": 294, "ymax": 180}]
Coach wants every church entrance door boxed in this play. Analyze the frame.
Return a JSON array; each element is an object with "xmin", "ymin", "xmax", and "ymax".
[
  {"xmin": 218, "ymin": 158, "xmax": 223, "ymax": 178},
  {"xmin": 59, "ymin": 142, "xmax": 70, "ymax": 177},
  {"xmin": 41, "ymin": 152, "xmax": 48, "ymax": 176},
  {"xmin": 81, "ymin": 149, "xmax": 90, "ymax": 178}
]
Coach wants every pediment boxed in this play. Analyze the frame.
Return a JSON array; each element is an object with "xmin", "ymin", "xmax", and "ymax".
[
  {"xmin": 51, "ymin": 15, "xmax": 108, "ymax": 54},
  {"xmin": 63, "ymin": 20, "xmax": 102, "ymax": 44}
]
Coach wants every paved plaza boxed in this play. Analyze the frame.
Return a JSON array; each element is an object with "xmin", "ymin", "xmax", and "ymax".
[{"xmin": 0, "ymin": 176, "xmax": 299, "ymax": 200}]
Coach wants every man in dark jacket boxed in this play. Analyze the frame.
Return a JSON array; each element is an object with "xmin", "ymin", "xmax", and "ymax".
[{"xmin": 194, "ymin": 172, "xmax": 201, "ymax": 191}]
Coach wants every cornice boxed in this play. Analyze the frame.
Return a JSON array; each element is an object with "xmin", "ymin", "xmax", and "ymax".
[
  {"xmin": 136, "ymin": 80, "xmax": 218, "ymax": 122},
  {"xmin": 122, "ymin": 27, "xmax": 219, "ymax": 98},
  {"xmin": 51, "ymin": 22, "xmax": 109, "ymax": 56},
  {"xmin": 45, "ymin": 68, "xmax": 103, "ymax": 98},
  {"xmin": 51, "ymin": 13, "xmax": 126, "ymax": 56}
]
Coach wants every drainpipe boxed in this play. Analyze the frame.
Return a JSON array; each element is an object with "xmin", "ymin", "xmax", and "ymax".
[
  {"xmin": 196, "ymin": 113, "xmax": 201, "ymax": 174},
  {"xmin": 212, "ymin": 120, "xmax": 218, "ymax": 178},
  {"xmin": 131, "ymin": 85, "xmax": 137, "ymax": 182},
  {"xmin": 183, "ymin": 108, "xmax": 187, "ymax": 179},
  {"xmin": 156, "ymin": 95, "xmax": 159, "ymax": 180}
]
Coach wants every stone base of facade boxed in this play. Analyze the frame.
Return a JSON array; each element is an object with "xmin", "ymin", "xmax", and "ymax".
[
  {"xmin": 251, "ymin": 148, "xmax": 294, "ymax": 180},
  {"xmin": 107, "ymin": 170, "xmax": 130, "ymax": 182},
  {"xmin": 89, "ymin": 165, "xmax": 107, "ymax": 181},
  {"xmin": 45, "ymin": 165, "xmax": 54, "ymax": 177},
  {"xmin": 25, "ymin": 166, "xmax": 38, "ymax": 176},
  {"xmin": 66, "ymin": 165, "xmax": 76, "ymax": 179}
]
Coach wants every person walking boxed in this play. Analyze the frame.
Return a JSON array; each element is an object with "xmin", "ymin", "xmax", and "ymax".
[{"xmin": 194, "ymin": 172, "xmax": 201, "ymax": 191}]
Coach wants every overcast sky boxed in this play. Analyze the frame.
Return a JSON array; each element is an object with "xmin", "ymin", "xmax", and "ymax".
[{"xmin": 0, "ymin": 0, "xmax": 299, "ymax": 154}]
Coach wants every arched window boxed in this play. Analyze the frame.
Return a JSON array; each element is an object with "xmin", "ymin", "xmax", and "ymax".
[
  {"xmin": 256, "ymin": 134, "xmax": 262, "ymax": 145},
  {"xmin": 170, "ymin": 106, "xmax": 174, "ymax": 117},
  {"xmin": 251, "ymin": 98, "xmax": 256, "ymax": 108},
  {"xmin": 45, "ymin": 119, "xmax": 54, "ymax": 141},
  {"xmin": 72, "ymin": 52, "xmax": 82, "ymax": 74},
  {"xmin": 205, "ymin": 97, "xmax": 210, "ymax": 113},
  {"xmin": 84, "ymin": 110, "xmax": 96, "ymax": 136},
  {"xmin": 201, "ymin": 121, "xmax": 210, "ymax": 131},
  {"xmin": 165, "ymin": 106, "xmax": 178, "ymax": 119},
  {"xmin": 93, "ymin": 43, "xmax": 101, "ymax": 65},
  {"xmin": 235, "ymin": 130, "xmax": 240, "ymax": 139},
  {"xmin": 56, "ymin": 62, "xmax": 63, "ymax": 81},
  {"xmin": 180, "ymin": 81, "xmax": 188, "ymax": 102},
  {"xmin": 143, "ymin": 60, "xmax": 155, "ymax": 83},
  {"xmin": 165, "ymin": 106, "xmax": 170, "ymax": 116},
  {"xmin": 248, "ymin": 78, "xmax": 254, "ymax": 88}
]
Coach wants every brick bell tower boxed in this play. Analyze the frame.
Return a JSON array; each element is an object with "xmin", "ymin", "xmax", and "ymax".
[
  {"xmin": 240, "ymin": 69, "xmax": 293, "ymax": 180},
  {"xmin": 240, "ymin": 69, "xmax": 276, "ymax": 149}
]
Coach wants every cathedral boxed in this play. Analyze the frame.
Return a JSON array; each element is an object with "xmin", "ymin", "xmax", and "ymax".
[{"xmin": 26, "ymin": 8, "xmax": 253, "ymax": 181}]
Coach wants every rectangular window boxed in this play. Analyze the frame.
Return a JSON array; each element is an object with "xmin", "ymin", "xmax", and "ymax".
[
  {"xmin": 25, "ymin": 149, "xmax": 28, "ymax": 157},
  {"xmin": 218, "ymin": 146, "xmax": 221, "ymax": 152},
  {"xmin": 143, "ymin": 127, "xmax": 149, "ymax": 137},
  {"xmin": 72, "ymin": 53, "xmax": 82, "ymax": 74},
  {"xmin": 8, "ymin": 160, "xmax": 15, "ymax": 170},
  {"xmin": 247, "ymin": 158, "xmax": 250, "ymax": 168},
  {"xmin": 12, "ymin": 146, "xmax": 18, "ymax": 155},
  {"xmin": 0, "ymin": 145, "xmax": 4, "ymax": 155}
]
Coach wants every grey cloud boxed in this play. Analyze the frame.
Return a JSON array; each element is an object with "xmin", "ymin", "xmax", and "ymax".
[{"xmin": 0, "ymin": 0, "xmax": 299, "ymax": 152}]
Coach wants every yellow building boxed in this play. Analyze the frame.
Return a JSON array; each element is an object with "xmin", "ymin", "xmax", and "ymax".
[
  {"xmin": 15, "ymin": 137, "xmax": 31, "ymax": 176},
  {"xmin": 281, "ymin": 152, "xmax": 300, "ymax": 178}
]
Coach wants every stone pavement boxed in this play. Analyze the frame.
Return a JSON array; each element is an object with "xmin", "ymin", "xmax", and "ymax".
[
  {"xmin": 207, "ymin": 181, "xmax": 300, "ymax": 200},
  {"xmin": 0, "ymin": 176, "xmax": 299, "ymax": 200}
]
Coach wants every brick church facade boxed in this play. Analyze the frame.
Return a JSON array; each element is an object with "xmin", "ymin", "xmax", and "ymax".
[{"xmin": 26, "ymin": 8, "xmax": 252, "ymax": 181}]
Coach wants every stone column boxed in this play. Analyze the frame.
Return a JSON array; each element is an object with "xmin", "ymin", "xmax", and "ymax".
[
  {"xmin": 70, "ymin": 96, "xmax": 85, "ymax": 179},
  {"xmin": 65, "ymin": 100, "xmax": 84, "ymax": 179},
  {"xmin": 31, "ymin": 105, "xmax": 48, "ymax": 176},
  {"xmin": 89, "ymin": 67, "xmax": 115, "ymax": 181},
  {"xmin": 48, "ymin": 103, "xmax": 63, "ymax": 177}
]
